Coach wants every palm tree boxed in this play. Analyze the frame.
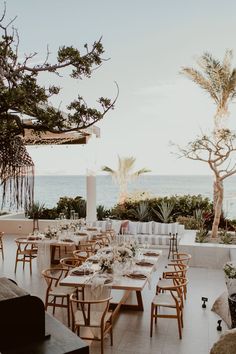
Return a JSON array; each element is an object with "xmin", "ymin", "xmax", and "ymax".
[
  {"xmin": 181, "ymin": 50, "xmax": 236, "ymax": 129},
  {"xmin": 102, "ymin": 156, "xmax": 150, "ymax": 203}
]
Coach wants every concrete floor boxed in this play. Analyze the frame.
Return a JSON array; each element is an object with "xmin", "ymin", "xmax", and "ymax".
[{"xmin": 0, "ymin": 234, "xmax": 229, "ymax": 354}]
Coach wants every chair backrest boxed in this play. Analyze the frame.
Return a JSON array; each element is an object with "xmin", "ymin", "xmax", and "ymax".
[
  {"xmin": 164, "ymin": 263, "xmax": 189, "ymax": 279},
  {"xmin": 42, "ymin": 268, "xmax": 68, "ymax": 289},
  {"xmin": 73, "ymin": 250, "xmax": 89, "ymax": 262},
  {"xmin": 171, "ymin": 252, "xmax": 192, "ymax": 265},
  {"xmin": 158, "ymin": 278, "xmax": 189, "ymax": 306},
  {"xmin": 15, "ymin": 238, "xmax": 34, "ymax": 253},
  {"xmin": 70, "ymin": 293, "xmax": 112, "ymax": 327},
  {"xmin": 60, "ymin": 257, "xmax": 82, "ymax": 270},
  {"xmin": 77, "ymin": 243, "xmax": 95, "ymax": 257}
]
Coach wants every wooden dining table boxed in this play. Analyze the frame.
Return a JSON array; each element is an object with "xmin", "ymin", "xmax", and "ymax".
[{"xmin": 60, "ymin": 249, "xmax": 162, "ymax": 320}]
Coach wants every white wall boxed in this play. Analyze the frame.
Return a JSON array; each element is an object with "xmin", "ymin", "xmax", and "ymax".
[{"xmin": 0, "ymin": 219, "xmax": 58, "ymax": 235}]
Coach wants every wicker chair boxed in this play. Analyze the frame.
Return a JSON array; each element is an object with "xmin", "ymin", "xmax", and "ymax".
[
  {"xmin": 70, "ymin": 293, "xmax": 113, "ymax": 354},
  {"xmin": 42, "ymin": 267, "xmax": 75, "ymax": 327},
  {"xmin": 150, "ymin": 278, "xmax": 188, "ymax": 339},
  {"xmin": 14, "ymin": 237, "xmax": 38, "ymax": 275}
]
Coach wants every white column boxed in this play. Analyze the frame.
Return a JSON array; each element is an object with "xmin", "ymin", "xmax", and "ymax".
[{"xmin": 86, "ymin": 170, "xmax": 97, "ymax": 224}]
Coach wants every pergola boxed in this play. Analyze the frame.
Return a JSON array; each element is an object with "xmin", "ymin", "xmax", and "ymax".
[
  {"xmin": 22, "ymin": 120, "xmax": 99, "ymax": 223},
  {"xmin": 22, "ymin": 124, "xmax": 100, "ymax": 146}
]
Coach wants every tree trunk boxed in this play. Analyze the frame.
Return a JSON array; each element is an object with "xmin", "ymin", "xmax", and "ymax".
[
  {"xmin": 211, "ymin": 179, "xmax": 223, "ymax": 238},
  {"xmin": 213, "ymin": 180, "xmax": 218, "ymax": 211}
]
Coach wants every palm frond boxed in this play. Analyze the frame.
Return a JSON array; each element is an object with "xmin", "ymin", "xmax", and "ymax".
[
  {"xmin": 101, "ymin": 166, "xmax": 115, "ymax": 174},
  {"xmin": 182, "ymin": 50, "xmax": 236, "ymax": 122},
  {"xmin": 132, "ymin": 168, "xmax": 151, "ymax": 178},
  {"xmin": 181, "ymin": 67, "xmax": 219, "ymax": 103}
]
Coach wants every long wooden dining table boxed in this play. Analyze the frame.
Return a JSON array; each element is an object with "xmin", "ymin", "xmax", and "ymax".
[{"xmin": 60, "ymin": 250, "xmax": 162, "ymax": 320}]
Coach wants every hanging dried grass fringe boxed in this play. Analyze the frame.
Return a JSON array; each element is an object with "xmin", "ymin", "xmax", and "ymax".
[{"xmin": 0, "ymin": 135, "xmax": 34, "ymax": 209}]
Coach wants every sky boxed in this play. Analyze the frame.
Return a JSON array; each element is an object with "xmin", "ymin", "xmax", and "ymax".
[{"xmin": 5, "ymin": 0, "xmax": 236, "ymax": 175}]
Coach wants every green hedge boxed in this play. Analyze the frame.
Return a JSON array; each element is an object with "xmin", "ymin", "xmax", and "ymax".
[{"xmin": 110, "ymin": 195, "xmax": 213, "ymax": 222}]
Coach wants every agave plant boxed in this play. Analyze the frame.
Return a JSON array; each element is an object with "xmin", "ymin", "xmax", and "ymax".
[
  {"xmin": 130, "ymin": 201, "xmax": 150, "ymax": 221},
  {"xmin": 25, "ymin": 201, "xmax": 45, "ymax": 219},
  {"xmin": 152, "ymin": 201, "xmax": 175, "ymax": 223},
  {"xmin": 193, "ymin": 209, "xmax": 206, "ymax": 230}
]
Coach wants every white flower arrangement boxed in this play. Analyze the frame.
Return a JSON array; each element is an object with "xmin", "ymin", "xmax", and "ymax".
[
  {"xmin": 99, "ymin": 254, "xmax": 114, "ymax": 272},
  {"xmin": 223, "ymin": 262, "xmax": 236, "ymax": 279}
]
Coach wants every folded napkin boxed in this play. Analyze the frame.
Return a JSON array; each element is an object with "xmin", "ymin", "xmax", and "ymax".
[
  {"xmin": 136, "ymin": 261, "xmax": 154, "ymax": 267},
  {"xmin": 126, "ymin": 272, "xmax": 147, "ymax": 279},
  {"xmin": 71, "ymin": 268, "xmax": 93, "ymax": 276},
  {"xmin": 60, "ymin": 238, "xmax": 74, "ymax": 243},
  {"xmin": 143, "ymin": 252, "xmax": 159, "ymax": 257},
  {"xmin": 126, "ymin": 270, "xmax": 151, "ymax": 289},
  {"xmin": 27, "ymin": 236, "xmax": 42, "ymax": 241}
]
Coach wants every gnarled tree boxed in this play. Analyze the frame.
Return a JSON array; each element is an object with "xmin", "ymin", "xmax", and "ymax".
[
  {"xmin": 0, "ymin": 7, "xmax": 118, "ymax": 208},
  {"xmin": 178, "ymin": 129, "xmax": 236, "ymax": 238}
]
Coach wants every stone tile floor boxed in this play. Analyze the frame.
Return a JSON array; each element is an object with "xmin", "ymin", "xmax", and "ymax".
[{"xmin": 0, "ymin": 234, "xmax": 229, "ymax": 354}]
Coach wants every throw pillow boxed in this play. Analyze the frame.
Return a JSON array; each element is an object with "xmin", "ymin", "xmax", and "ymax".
[
  {"xmin": 211, "ymin": 291, "xmax": 231, "ymax": 328},
  {"xmin": 128, "ymin": 221, "xmax": 139, "ymax": 235}
]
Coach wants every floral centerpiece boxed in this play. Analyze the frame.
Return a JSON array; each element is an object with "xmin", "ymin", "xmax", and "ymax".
[
  {"xmin": 98, "ymin": 241, "xmax": 139, "ymax": 273},
  {"xmin": 223, "ymin": 262, "xmax": 236, "ymax": 295},
  {"xmin": 44, "ymin": 227, "xmax": 57, "ymax": 239},
  {"xmin": 99, "ymin": 254, "xmax": 114, "ymax": 273}
]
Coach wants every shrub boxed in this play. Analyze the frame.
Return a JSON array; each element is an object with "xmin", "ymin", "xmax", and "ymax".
[
  {"xmin": 176, "ymin": 216, "xmax": 199, "ymax": 230},
  {"xmin": 111, "ymin": 194, "xmax": 214, "ymax": 222},
  {"xmin": 40, "ymin": 208, "xmax": 58, "ymax": 220},
  {"xmin": 56, "ymin": 196, "xmax": 86, "ymax": 219},
  {"xmin": 195, "ymin": 229, "xmax": 209, "ymax": 243},
  {"xmin": 25, "ymin": 202, "xmax": 45, "ymax": 219},
  {"xmin": 219, "ymin": 230, "xmax": 233, "ymax": 244},
  {"xmin": 97, "ymin": 205, "xmax": 111, "ymax": 220}
]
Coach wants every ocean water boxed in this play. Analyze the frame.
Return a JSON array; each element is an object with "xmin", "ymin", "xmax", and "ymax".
[{"xmin": 33, "ymin": 175, "xmax": 236, "ymax": 219}]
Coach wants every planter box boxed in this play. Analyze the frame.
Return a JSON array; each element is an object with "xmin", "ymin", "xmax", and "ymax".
[{"xmin": 179, "ymin": 230, "xmax": 236, "ymax": 269}]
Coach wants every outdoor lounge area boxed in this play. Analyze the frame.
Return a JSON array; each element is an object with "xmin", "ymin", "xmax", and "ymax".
[{"xmin": 0, "ymin": 231, "xmax": 231, "ymax": 354}]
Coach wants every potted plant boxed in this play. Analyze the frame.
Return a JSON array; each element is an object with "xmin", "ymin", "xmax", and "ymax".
[{"xmin": 223, "ymin": 262, "xmax": 236, "ymax": 296}]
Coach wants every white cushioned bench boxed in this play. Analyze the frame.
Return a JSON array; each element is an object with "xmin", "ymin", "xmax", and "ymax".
[{"xmin": 92, "ymin": 220, "xmax": 185, "ymax": 247}]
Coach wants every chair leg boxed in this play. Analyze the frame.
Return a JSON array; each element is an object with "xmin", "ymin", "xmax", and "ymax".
[
  {"xmin": 101, "ymin": 331, "xmax": 104, "ymax": 354},
  {"xmin": 176, "ymin": 308, "xmax": 182, "ymax": 339},
  {"xmin": 1, "ymin": 243, "xmax": 4, "ymax": 260},
  {"xmin": 155, "ymin": 306, "xmax": 158, "ymax": 324},
  {"xmin": 14, "ymin": 259, "xmax": 18, "ymax": 273},
  {"xmin": 110, "ymin": 325, "xmax": 113, "ymax": 346},
  {"xmin": 52, "ymin": 297, "xmax": 56, "ymax": 315},
  {"xmin": 67, "ymin": 294, "xmax": 70, "ymax": 328},
  {"xmin": 150, "ymin": 303, "xmax": 154, "ymax": 337},
  {"xmin": 180, "ymin": 309, "xmax": 184, "ymax": 328},
  {"xmin": 30, "ymin": 257, "xmax": 32, "ymax": 275}
]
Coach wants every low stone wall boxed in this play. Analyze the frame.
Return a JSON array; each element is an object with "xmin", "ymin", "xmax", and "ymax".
[
  {"xmin": 0, "ymin": 217, "xmax": 58, "ymax": 235},
  {"xmin": 179, "ymin": 230, "xmax": 236, "ymax": 269}
]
